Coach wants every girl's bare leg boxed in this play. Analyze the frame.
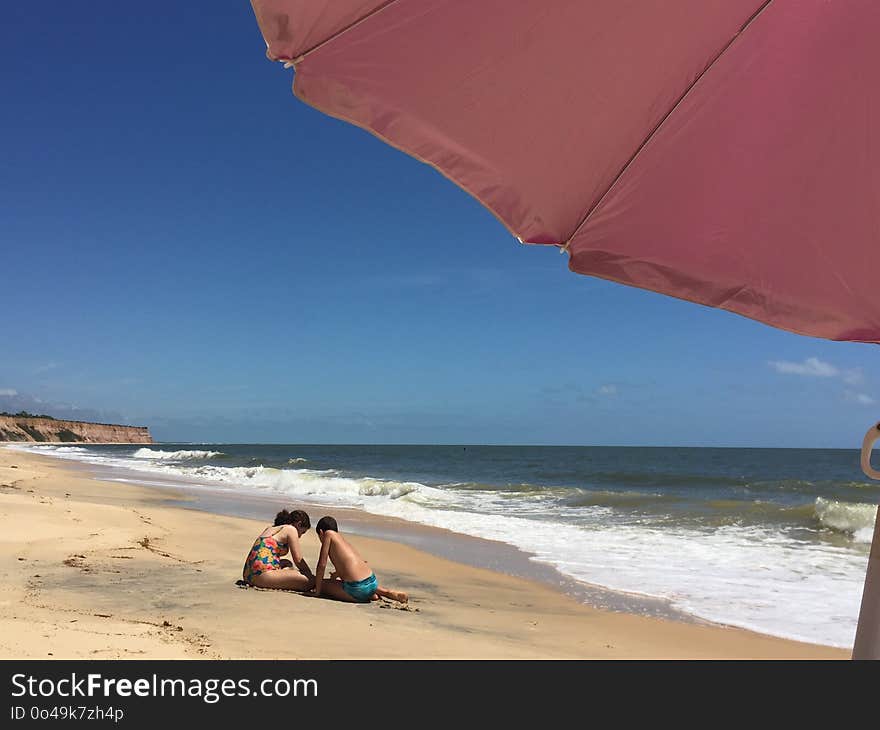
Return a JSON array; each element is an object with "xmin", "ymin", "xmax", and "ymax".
[{"xmin": 251, "ymin": 568, "xmax": 312, "ymax": 591}]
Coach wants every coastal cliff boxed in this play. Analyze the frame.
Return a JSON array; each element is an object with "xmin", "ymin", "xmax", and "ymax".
[{"xmin": 0, "ymin": 415, "xmax": 153, "ymax": 444}]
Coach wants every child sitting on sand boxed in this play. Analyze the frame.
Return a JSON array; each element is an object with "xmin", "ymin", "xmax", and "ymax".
[
  {"xmin": 312, "ymin": 515, "xmax": 408, "ymax": 604},
  {"xmin": 242, "ymin": 508, "xmax": 315, "ymax": 591}
]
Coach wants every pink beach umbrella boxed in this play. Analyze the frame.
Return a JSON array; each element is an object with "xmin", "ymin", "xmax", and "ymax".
[{"xmin": 249, "ymin": 0, "xmax": 880, "ymax": 656}]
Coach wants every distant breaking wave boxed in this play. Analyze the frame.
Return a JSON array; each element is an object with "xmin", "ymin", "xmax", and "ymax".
[
  {"xmin": 181, "ymin": 464, "xmax": 423, "ymax": 501},
  {"xmin": 132, "ymin": 448, "xmax": 224, "ymax": 461}
]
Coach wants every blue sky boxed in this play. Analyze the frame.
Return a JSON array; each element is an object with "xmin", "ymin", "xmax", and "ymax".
[{"xmin": 2, "ymin": 2, "xmax": 877, "ymax": 447}]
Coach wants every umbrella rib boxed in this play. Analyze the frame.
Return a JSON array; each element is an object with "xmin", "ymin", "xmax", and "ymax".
[
  {"xmin": 559, "ymin": 0, "xmax": 776, "ymax": 253},
  {"xmin": 289, "ymin": 0, "xmax": 404, "ymax": 65}
]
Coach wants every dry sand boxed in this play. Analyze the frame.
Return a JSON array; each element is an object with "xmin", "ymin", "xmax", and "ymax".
[{"xmin": 0, "ymin": 448, "xmax": 848, "ymax": 659}]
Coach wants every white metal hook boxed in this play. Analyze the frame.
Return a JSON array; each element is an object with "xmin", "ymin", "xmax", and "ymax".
[
  {"xmin": 860, "ymin": 421, "xmax": 880, "ymax": 480},
  {"xmin": 280, "ymin": 56, "xmax": 304, "ymax": 69}
]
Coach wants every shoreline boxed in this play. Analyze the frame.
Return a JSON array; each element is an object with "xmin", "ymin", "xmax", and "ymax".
[
  {"xmin": 79, "ymin": 462, "xmax": 705, "ymax": 626},
  {"xmin": 0, "ymin": 447, "xmax": 848, "ymax": 658}
]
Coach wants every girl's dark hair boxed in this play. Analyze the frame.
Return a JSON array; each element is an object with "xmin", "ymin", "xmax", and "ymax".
[
  {"xmin": 316, "ymin": 515, "xmax": 338, "ymax": 533},
  {"xmin": 274, "ymin": 509, "xmax": 311, "ymax": 529}
]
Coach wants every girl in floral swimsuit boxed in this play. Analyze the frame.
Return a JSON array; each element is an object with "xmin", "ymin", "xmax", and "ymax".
[{"xmin": 242, "ymin": 508, "xmax": 314, "ymax": 591}]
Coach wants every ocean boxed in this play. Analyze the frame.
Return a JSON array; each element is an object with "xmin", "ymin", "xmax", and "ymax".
[{"xmin": 16, "ymin": 442, "xmax": 877, "ymax": 649}]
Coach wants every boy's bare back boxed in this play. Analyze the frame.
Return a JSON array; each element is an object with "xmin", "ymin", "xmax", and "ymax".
[{"xmin": 326, "ymin": 530, "xmax": 373, "ymax": 583}]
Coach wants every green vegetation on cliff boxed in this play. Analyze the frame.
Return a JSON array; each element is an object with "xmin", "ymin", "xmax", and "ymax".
[{"xmin": 0, "ymin": 411, "xmax": 56, "ymax": 420}]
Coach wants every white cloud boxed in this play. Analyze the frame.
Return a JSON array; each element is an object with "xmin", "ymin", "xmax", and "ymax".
[
  {"xmin": 0, "ymin": 388, "xmax": 18, "ymax": 396},
  {"xmin": 597, "ymin": 384, "xmax": 617, "ymax": 396},
  {"xmin": 768, "ymin": 357, "xmax": 839, "ymax": 377},
  {"xmin": 845, "ymin": 391, "xmax": 876, "ymax": 406},
  {"xmin": 769, "ymin": 358, "xmax": 874, "ymax": 407},
  {"xmin": 843, "ymin": 369, "xmax": 865, "ymax": 386},
  {"xmin": 35, "ymin": 362, "xmax": 58, "ymax": 374}
]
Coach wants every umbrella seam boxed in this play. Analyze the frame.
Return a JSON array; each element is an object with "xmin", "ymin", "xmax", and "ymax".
[
  {"xmin": 560, "ymin": 0, "xmax": 776, "ymax": 254},
  {"xmin": 287, "ymin": 0, "xmax": 404, "ymax": 65}
]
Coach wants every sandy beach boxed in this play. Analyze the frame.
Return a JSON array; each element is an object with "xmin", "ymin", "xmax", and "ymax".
[{"xmin": 0, "ymin": 448, "xmax": 848, "ymax": 659}]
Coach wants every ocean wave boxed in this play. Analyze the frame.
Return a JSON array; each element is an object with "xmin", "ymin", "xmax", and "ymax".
[
  {"xmin": 837, "ymin": 481, "xmax": 880, "ymax": 490},
  {"xmin": 147, "ymin": 463, "xmax": 428, "ymax": 503},
  {"xmin": 287, "ymin": 458, "xmax": 308, "ymax": 465},
  {"xmin": 814, "ymin": 497, "xmax": 877, "ymax": 543},
  {"xmin": 587, "ymin": 471, "xmax": 747, "ymax": 488},
  {"xmin": 132, "ymin": 448, "xmax": 224, "ymax": 460},
  {"xmin": 705, "ymin": 499, "xmax": 816, "ymax": 520},
  {"xmin": 22, "ymin": 445, "xmax": 90, "ymax": 453},
  {"xmin": 563, "ymin": 489, "xmax": 679, "ymax": 508}
]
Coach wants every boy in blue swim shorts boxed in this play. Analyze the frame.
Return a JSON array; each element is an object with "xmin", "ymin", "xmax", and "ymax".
[{"xmin": 312, "ymin": 516, "xmax": 408, "ymax": 605}]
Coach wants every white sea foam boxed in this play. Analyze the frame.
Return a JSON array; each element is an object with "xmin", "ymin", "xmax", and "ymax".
[
  {"xmin": 132, "ymin": 448, "xmax": 224, "ymax": 460},
  {"xmin": 9, "ymin": 443, "xmax": 870, "ymax": 648},
  {"xmin": 25, "ymin": 445, "xmax": 89, "ymax": 453}
]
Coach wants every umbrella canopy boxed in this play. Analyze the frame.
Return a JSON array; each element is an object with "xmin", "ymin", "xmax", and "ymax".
[
  {"xmin": 249, "ymin": 0, "xmax": 880, "ymax": 657},
  {"xmin": 251, "ymin": 0, "xmax": 880, "ymax": 343}
]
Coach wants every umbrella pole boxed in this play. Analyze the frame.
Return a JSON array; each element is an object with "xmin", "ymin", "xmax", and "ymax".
[{"xmin": 852, "ymin": 422, "xmax": 880, "ymax": 659}]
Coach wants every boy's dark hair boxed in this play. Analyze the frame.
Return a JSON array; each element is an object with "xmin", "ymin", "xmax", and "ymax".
[
  {"xmin": 274, "ymin": 508, "xmax": 310, "ymax": 529},
  {"xmin": 316, "ymin": 516, "xmax": 338, "ymax": 533}
]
